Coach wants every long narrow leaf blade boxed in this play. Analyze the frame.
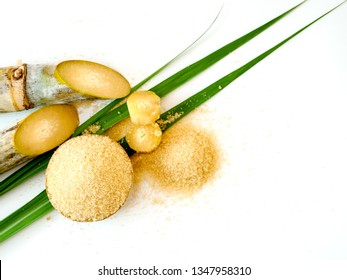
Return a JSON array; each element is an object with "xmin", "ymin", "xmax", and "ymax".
[
  {"xmin": 0, "ymin": 191, "xmax": 54, "ymax": 243},
  {"xmin": 159, "ymin": 2, "xmax": 346, "ymax": 130},
  {"xmin": 0, "ymin": 152, "xmax": 53, "ymax": 196},
  {"xmin": 131, "ymin": 6, "xmax": 223, "ymax": 92},
  {"xmin": 150, "ymin": 2, "xmax": 306, "ymax": 96}
]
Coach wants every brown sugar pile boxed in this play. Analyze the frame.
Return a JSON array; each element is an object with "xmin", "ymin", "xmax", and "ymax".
[
  {"xmin": 46, "ymin": 134, "xmax": 133, "ymax": 222},
  {"xmin": 131, "ymin": 123, "xmax": 219, "ymax": 195}
]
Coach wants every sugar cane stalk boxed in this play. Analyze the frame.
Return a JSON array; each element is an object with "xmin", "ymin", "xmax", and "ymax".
[
  {"xmin": 0, "ymin": 124, "xmax": 33, "ymax": 174},
  {"xmin": 0, "ymin": 63, "xmax": 95, "ymax": 112}
]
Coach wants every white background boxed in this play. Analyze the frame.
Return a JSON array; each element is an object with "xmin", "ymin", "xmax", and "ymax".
[{"xmin": 1, "ymin": 0, "xmax": 347, "ymax": 279}]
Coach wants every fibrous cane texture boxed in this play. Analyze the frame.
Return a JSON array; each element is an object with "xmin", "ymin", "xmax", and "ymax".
[{"xmin": 0, "ymin": 124, "xmax": 33, "ymax": 174}]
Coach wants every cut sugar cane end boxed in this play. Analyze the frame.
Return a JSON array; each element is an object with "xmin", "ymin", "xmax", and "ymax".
[
  {"xmin": 54, "ymin": 60, "xmax": 131, "ymax": 99},
  {"xmin": 14, "ymin": 104, "xmax": 79, "ymax": 156}
]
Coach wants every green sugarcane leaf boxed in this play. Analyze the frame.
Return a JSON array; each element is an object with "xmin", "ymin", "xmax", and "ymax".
[{"xmin": 0, "ymin": 190, "xmax": 54, "ymax": 243}]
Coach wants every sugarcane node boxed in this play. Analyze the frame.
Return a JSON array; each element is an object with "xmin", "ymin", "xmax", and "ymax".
[
  {"xmin": 8, "ymin": 63, "xmax": 32, "ymax": 110},
  {"xmin": 13, "ymin": 66, "xmax": 24, "ymax": 79}
]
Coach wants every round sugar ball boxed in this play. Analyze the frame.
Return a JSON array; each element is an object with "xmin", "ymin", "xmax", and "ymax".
[{"xmin": 46, "ymin": 134, "xmax": 133, "ymax": 222}]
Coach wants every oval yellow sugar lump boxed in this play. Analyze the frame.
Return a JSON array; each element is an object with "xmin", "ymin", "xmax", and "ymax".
[{"xmin": 14, "ymin": 104, "xmax": 79, "ymax": 156}]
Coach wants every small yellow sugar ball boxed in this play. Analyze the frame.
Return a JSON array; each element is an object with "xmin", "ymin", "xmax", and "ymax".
[
  {"xmin": 127, "ymin": 91, "xmax": 160, "ymax": 125},
  {"xmin": 126, "ymin": 123, "xmax": 162, "ymax": 153}
]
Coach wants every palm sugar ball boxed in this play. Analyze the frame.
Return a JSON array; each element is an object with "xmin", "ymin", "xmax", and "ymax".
[{"xmin": 46, "ymin": 134, "xmax": 133, "ymax": 222}]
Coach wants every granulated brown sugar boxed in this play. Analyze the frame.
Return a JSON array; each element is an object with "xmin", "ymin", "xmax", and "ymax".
[
  {"xmin": 131, "ymin": 122, "xmax": 219, "ymax": 195},
  {"xmin": 82, "ymin": 123, "xmax": 101, "ymax": 134},
  {"xmin": 157, "ymin": 112, "xmax": 183, "ymax": 131},
  {"xmin": 46, "ymin": 134, "xmax": 133, "ymax": 222}
]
